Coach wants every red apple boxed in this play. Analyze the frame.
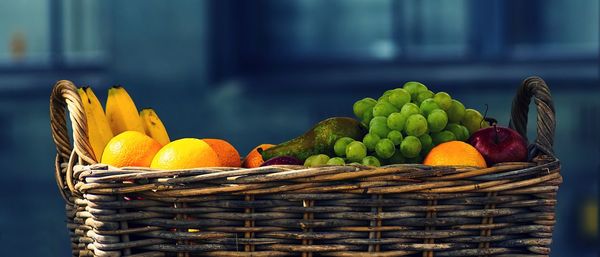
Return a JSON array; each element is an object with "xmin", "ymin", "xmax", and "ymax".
[
  {"xmin": 468, "ymin": 124, "xmax": 528, "ymax": 165},
  {"xmin": 261, "ymin": 156, "xmax": 303, "ymax": 166}
]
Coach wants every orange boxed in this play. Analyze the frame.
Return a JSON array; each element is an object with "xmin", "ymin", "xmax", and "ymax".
[
  {"xmin": 203, "ymin": 138, "xmax": 241, "ymax": 167},
  {"xmin": 150, "ymin": 138, "xmax": 221, "ymax": 170},
  {"xmin": 242, "ymin": 144, "xmax": 275, "ymax": 168},
  {"xmin": 101, "ymin": 131, "xmax": 162, "ymax": 167},
  {"xmin": 423, "ymin": 141, "xmax": 487, "ymax": 168}
]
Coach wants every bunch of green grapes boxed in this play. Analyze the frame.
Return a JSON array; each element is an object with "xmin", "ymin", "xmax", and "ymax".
[
  {"xmin": 304, "ymin": 82, "xmax": 488, "ymax": 167},
  {"xmin": 343, "ymin": 82, "xmax": 486, "ymax": 166}
]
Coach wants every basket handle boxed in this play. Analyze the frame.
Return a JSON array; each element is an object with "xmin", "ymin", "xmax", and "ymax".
[
  {"xmin": 509, "ymin": 76, "xmax": 556, "ymax": 158},
  {"xmin": 50, "ymin": 80, "xmax": 96, "ymax": 195}
]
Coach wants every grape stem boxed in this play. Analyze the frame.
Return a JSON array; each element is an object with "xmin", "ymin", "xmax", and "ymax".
[
  {"xmin": 480, "ymin": 103, "xmax": 498, "ymax": 128},
  {"xmin": 481, "ymin": 103, "xmax": 499, "ymax": 144},
  {"xmin": 480, "ymin": 104, "xmax": 491, "ymax": 129}
]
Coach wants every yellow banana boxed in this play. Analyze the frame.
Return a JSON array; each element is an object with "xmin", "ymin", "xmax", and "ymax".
[
  {"xmin": 105, "ymin": 86, "xmax": 145, "ymax": 135},
  {"xmin": 78, "ymin": 87, "xmax": 114, "ymax": 161},
  {"xmin": 140, "ymin": 108, "xmax": 170, "ymax": 146}
]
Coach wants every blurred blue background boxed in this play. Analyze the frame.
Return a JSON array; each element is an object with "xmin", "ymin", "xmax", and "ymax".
[{"xmin": 0, "ymin": 0, "xmax": 598, "ymax": 256}]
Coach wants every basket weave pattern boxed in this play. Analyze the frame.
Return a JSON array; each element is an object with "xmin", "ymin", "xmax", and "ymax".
[{"xmin": 50, "ymin": 77, "xmax": 561, "ymax": 257}]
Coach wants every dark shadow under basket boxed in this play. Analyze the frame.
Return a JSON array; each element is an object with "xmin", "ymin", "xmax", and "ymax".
[{"xmin": 50, "ymin": 77, "xmax": 561, "ymax": 257}]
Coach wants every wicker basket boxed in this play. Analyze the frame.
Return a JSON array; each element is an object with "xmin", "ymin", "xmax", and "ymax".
[{"xmin": 50, "ymin": 77, "xmax": 561, "ymax": 257}]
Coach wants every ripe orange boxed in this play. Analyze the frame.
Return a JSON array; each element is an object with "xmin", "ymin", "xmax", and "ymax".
[
  {"xmin": 203, "ymin": 138, "xmax": 241, "ymax": 167},
  {"xmin": 242, "ymin": 144, "xmax": 275, "ymax": 168},
  {"xmin": 423, "ymin": 141, "xmax": 487, "ymax": 168},
  {"xmin": 150, "ymin": 138, "xmax": 221, "ymax": 170},
  {"xmin": 101, "ymin": 131, "xmax": 162, "ymax": 167}
]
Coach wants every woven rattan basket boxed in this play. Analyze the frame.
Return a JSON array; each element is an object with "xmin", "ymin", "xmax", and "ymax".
[{"xmin": 50, "ymin": 77, "xmax": 561, "ymax": 257}]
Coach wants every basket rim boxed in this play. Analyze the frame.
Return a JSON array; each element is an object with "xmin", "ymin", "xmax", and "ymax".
[{"xmin": 71, "ymin": 158, "xmax": 561, "ymax": 196}]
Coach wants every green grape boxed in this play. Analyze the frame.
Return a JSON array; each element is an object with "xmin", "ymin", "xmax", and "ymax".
[
  {"xmin": 400, "ymin": 136, "xmax": 422, "ymax": 158},
  {"xmin": 431, "ymin": 130, "xmax": 457, "ymax": 145},
  {"xmin": 353, "ymin": 98, "xmax": 377, "ymax": 119},
  {"xmin": 370, "ymin": 116, "xmax": 387, "ymax": 126},
  {"xmin": 433, "ymin": 92, "xmax": 452, "ymax": 110},
  {"xmin": 416, "ymin": 84, "xmax": 429, "ymax": 93},
  {"xmin": 416, "ymin": 90, "xmax": 434, "ymax": 105},
  {"xmin": 445, "ymin": 123, "xmax": 463, "ymax": 140},
  {"xmin": 362, "ymin": 156, "xmax": 381, "ymax": 167},
  {"xmin": 378, "ymin": 94, "xmax": 390, "ymax": 102},
  {"xmin": 388, "ymin": 89, "xmax": 411, "ymax": 108},
  {"xmin": 459, "ymin": 124, "xmax": 470, "ymax": 141},
  {"xmin": 385, "ymin": 88, "xmax": 407, "ymax": 96},
  {"xmin": 387, "ymin": 112, "xmax": 407, "ymax": 131},
  {"xmin": 387, "ymin": 151, "xmax": 406, "ymax": 164},
  {"xmin": 445, "ymin": 123, "xmax": 469, "ymax": 141},
  {"xmin": 402, "ymin": 82, "xmax": 420, "ymax": 95},
  {"xmin": 349, "ymin": 162, "xmax": 361, "ymax": 165},
  {"xmin": 382, "ymin": 89, "xmax": 395, "ymax": 96},
  {"xmin": 403, "ymin": 81, "xmax": 428, "ymax": 99},
  {"xmin": 447, "ymin": 99, "xmax": 466, "ymax": 123},
  {"xmin": 461, "ymin": 109, "xmax": 490, "ymax": 134},
  {"xmin": 405, "ymin": 114, "xmax": 428, "ymax": 137},
  {"xmin": 362, "ymin": 133, "xmax": 381, "ymax": 151},
  {"xmin": 418, "ymin": 134, "xmax": 433, "ymax": 154},
  {"xmin": 305, "ymin": 154, "xmax": 330, "ymax": 167},
  {"xmin": 369, "ymin": 117, "xmax": 391, "ymax": 138},
  {"xmin": 346, "ymin": 141, "xmax": 367, "ymax": 162},
  {"xmin": 400, "ymin": 103, "xmax": 421, "ymax": 117},
  {"xmin": 304, "ymin": 155, "xmax": 317, "ymax": 166},
  {"xmin": 380, "ymin": 89, "xmax": 400, "ymax": 102},
  {"xmin": 461, "ymin": 125, "xmax": 470, "ymax": 140},
  {"xmin": 327, "ymin": 157, "xmax": 346, "ymax": 165},
  {"xmin": 419, "ymin": 98, "xmax": 440, "ymax": 116},
  {"xmin": 387, "ymin": 130, "xmax": 403, "ymax": 145},
  {"xmin": 375, "ymin": 138, "xmax": 396, "ymax": 159},
  {"xmin": 427, "ymin": 109, "xmax": 448, "ymax": 133},
  {"xmin": 372, "ymin": 100, "xmax": 399, "ymax": 117},
  {"xmin": 406, "ymin": 155, "xmax": 423, "ymax": 164},
  {"xmin": 309, "ymin": 154, "xmax": 330, "ymax": 167},
  {"xmin": 361, "ymin": 106, "xmax": 374, "ymax": 126},
  {"xmin": 334, "ymin": 137, "xmax": 355, "ymax": 157}
]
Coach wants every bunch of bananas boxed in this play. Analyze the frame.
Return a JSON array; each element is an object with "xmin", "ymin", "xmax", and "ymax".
[{"xmin": 77, "ymin": 86, "xmax": 170, "ymax": 161}]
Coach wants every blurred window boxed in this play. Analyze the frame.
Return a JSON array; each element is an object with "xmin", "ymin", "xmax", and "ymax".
[
  {"xmin": 0, "ymin": 0, "xmax": 107, "ymax": 68},
  {"xmin": 238, "ymin": 0, "xmax": 598, "ymax": 64},
  {"xmin": 508, "ymin": 0, "xmax": 599, "ymax": 59},
  {"xmin": 0, "ymin": 0, "xmax": 50, "ymax": 63},
  {"xmin": 62, "ymin": 0, "xmax": 109, "ymax": 63},
  {"xmin": 265, "ymin": 0, "xmax": 394, "ymax": 59},
  {"xmin": 260, "ymin": 0, "xmax": 470, "ymax": 60},
  {"xmin": 399, "ymin": 0, "xmax": 469, "ymax": 59}
]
